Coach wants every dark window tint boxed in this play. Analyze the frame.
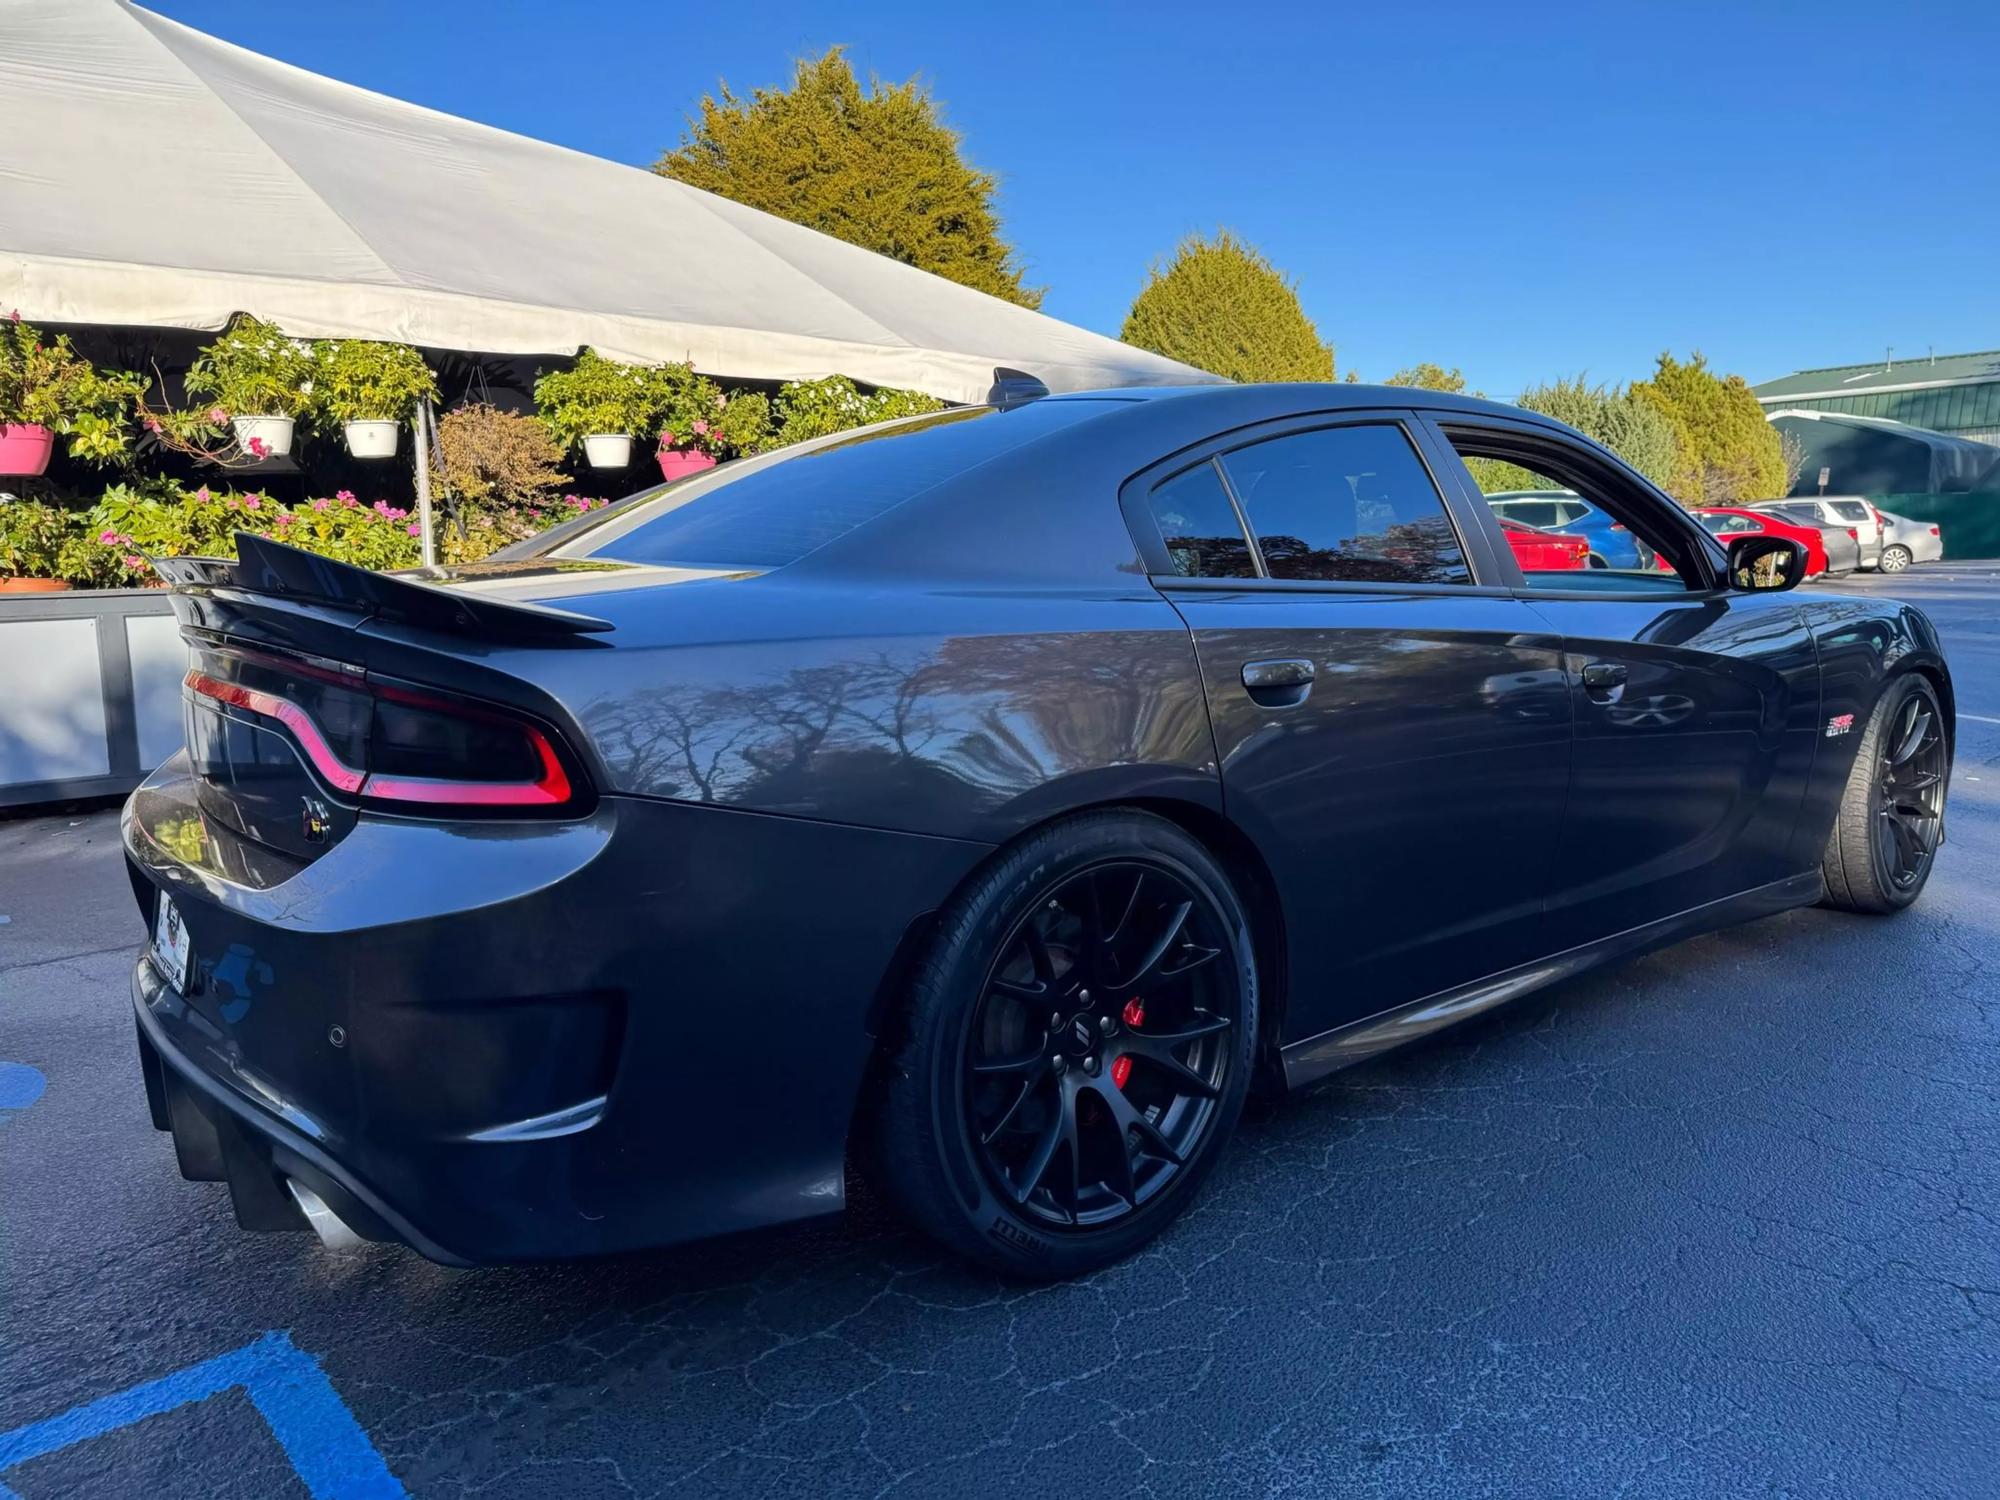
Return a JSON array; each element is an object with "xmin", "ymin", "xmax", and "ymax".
[
  {"xmin": 1495, "ymin": 499, "xmax": 1564, "ymax": 529},
  {"xmin": 571, "ymin": 402, "xmax": 1102, "ymax": 570},
  {"xmin": 1220, "ymin": 425, "xmax": 1470, "ymax": 585},
  {"xmin": 1147, "ymin": 461, "xmax": 1254, "ymax": 578}
]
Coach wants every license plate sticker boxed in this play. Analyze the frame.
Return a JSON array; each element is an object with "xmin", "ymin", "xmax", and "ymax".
[{"xmin": 153, "ymin": 892, "xmax": 191, "ymax": 993}]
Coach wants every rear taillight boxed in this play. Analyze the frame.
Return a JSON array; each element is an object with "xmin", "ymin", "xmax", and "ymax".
[
  {"xmin": 1930, "ymin": 526, "xmax": 1940, "ymax": 536},
  {"xmin": 186, "ymin": 667, "xmax": 580, "ymax": 812},
  {"xmin": 1847, "ymin": 528, "xmax": 1859, "ymax": 540}
]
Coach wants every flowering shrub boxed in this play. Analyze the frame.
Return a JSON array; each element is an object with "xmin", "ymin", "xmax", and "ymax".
[
  {"xmin": 533, "ymin": 349, "xmax": 672, "ymax": 450},
  {"xmin": 317, "ymin": 338, "xmax": 437, "ymax": 423},
  {"xmin": 1, "ymin": 311, "xmax": 147, "ymax": 463},
  {"xmin": 183, "ymin": 315, "xmax": 319, "ymax": 420},
  {"xmin": 763, "ymin": 375, "xmax": 942, "ymax": 449},
  {"xmin": 653, "ymin": 363, "xmax": 769, "ymax": 460}
]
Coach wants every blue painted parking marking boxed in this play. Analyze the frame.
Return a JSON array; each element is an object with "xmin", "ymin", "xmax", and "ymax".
[
  {"xmin": 0, "ymin": 1331, "xmax": 404, "ymax": 1499},
  {"xmin": 0, "ymin": 1064, "xmax": 45, "ymax": 1118}
]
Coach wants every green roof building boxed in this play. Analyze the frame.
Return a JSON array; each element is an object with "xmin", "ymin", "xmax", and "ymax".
[{"xmin": 1754, "ymin": 349, "xmax": 2000, "ymax": 446}]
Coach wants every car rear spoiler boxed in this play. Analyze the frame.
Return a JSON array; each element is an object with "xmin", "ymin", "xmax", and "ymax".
[{"xmin": 150, "ymin": 532, "xmax": 614, "ymax": 642}]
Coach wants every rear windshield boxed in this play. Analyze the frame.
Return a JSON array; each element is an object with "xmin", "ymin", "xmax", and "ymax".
[{"xmin": 556, "ymin": 400, "xmax": 1106, "ymax": 570}]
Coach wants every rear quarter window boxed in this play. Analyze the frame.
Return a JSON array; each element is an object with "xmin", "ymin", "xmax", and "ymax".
[{"xmin": 559, "ymin": 401, "xmax": 1105, "ymax": 570}]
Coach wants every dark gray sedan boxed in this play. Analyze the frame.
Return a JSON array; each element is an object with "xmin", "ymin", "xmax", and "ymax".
[{"xmin": 123, "ymin": 382, "xmax": 1954, "ymax": 1279}]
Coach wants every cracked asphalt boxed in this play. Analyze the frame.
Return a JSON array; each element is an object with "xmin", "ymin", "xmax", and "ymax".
[{"xmin": 4, "ymin": 567, "xmax": 1999, "ymax": 1498}]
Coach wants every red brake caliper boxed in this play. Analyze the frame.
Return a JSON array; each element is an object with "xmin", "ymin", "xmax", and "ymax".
[{"xmin": 1111, "ymin": 997, "xmax": 1145, "ymax": 1089}]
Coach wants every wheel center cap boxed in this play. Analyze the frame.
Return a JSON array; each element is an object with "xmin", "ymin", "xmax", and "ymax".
[{"xmin": 1060, "ymin": 1013, "xmax": 1097, "ymax": 1057}]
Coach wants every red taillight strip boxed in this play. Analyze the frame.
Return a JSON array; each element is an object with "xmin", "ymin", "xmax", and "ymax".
[
  {"xmin": 184, "ymin": 669, "xmax": 572, "ymax": 809},
  {"xmin": 362, "ymin": 725, "xmax": 572, "ymax": 807},
  {"xmin": 185, "ymin": 670, "xmax": 365, "ymax": 793}
]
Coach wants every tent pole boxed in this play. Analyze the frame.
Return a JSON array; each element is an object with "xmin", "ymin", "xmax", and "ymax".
[{"xmin": 413, "ymin": 398, "xmax": 436, "ymax": 568}]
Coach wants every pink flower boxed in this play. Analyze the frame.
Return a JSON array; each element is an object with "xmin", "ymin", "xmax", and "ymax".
[
  {"xmin": 244, "ymin": 495, "xmax": 262, "ymax": 510},
  {"xmin": 311, "ymin": 497, "xmax": 330, "ymax": 511},
  {"xmin": 247, "ymin": 436, "xmax": 269, "ymax": 459},
  {"xmin": 193, "ymin": 486, "xmax": 211, "ymax": 503},
  {"xmin": 692, "ymin": 420, "xmax": 710, "ymax": 437},
  {"xmin": 658, "ymin": 429, "xmax": 675, "ymax": 447},
  {"xmin": 527, "ymin": 507, "xmax": 542, "ymax": 519},
  {"xmin": 714, "ymin": 392, "xmax": 726, "ymax": 410},
  {"xmin": 206, "ymin": 407, "xmax": 228, "ymax": 425},
  {"xmin": 273, "ymin": 512, "xmax": 294, "ymax": 527},
  {"xmin": 123, "ymin": 553, "xmax": 146, "ymax": 569},
  {"xmin": 99, "ymin": 529, "xmax": 119, "ymax": 544},
  {"xmin": 224, "ymin": 495, "xmax": 239, "ymax": 508},
  {"xmin": 406, "ymin": 522, "xmax": 421, "ymax": 536},
  {"xmin": 143, "ymin": 416, "xmax": 162, "ymax": 434},
  {"xmin": 342, "ymin": 495, "xmax": 358, "ymax": 509},
  {"xmin": 8, "ymin": 309, "xmax": 19, "ymax": 322},
  {"xmin": 334, "ymin": 489, "xmax": 355, "ymax": 503}
]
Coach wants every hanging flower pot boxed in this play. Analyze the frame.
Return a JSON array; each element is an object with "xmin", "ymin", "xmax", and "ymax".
[
  {"xmin": 0, "ymin": 575, "xmax": 72, "ymax": 593},
  {"xmin": 582, "ymin": 433, "xmax": 632, "ymax": 469},
  {"xmin": 343, "ymin": 419, "xmax": 400, "ymax": 460},
  {"xmin": 656, "ymin": 448, "xmax": 718, "ymax": 483},
  {"xmin": 0, "ymin": 424, "xmax": 55, "ymax": 477},
  {"xmin": 230, "ymin": 414, "xmax": 295, "ymax": 459}
]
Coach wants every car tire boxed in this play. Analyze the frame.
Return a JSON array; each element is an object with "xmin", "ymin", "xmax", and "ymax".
[
  {"xmin": 1820, "ymin": 675, "xmax": 1949, "ymax": 914},
  {"xmin": 870, "ymin": 810, "xmax": 1258, "ymax": 1279},
  {"xmin": 1879, "ymin": 545, "xmax": 1912, "ymax": 573}
]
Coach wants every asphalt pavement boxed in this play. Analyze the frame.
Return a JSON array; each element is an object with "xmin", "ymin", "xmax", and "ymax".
[{"xmin": 4, "ymin": 566, "xmax": 1999, "ymax": 1498}]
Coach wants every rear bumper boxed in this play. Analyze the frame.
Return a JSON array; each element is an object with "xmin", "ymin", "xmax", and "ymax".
[{"xmin": 122, "ymin": 753, "xmax": 989, "ymax": 1263}]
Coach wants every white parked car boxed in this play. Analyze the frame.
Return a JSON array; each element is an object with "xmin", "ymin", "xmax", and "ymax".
[
  {"xmin": 1876, "ymin": 511, "xmax": 1944, "ymax": 572},
  {"xmin": 1751, "ymin": 496, "xmax": 1885, "ymax": 568}
]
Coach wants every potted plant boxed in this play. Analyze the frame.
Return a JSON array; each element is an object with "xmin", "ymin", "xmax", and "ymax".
[
  {"xmin": 183, "ymin": 315, "xmax": 318, "ymax": 459},
  {"xmin": 653, "ymin": 365, "xmax": 773, "ymax": 479},
  {"xmin": 533, "ymin": 350, "xmax": 670, "ymax": 469},
  {"xmin": 1, "ymin": 311, "xmax": 145, "ymax": 476},
  {"xmin": 0, "ymin": 496, "xmax": 75, "ymax": 591},
  {"xmin": 318, "ymin": 338, "xmax": 437, "ymax": 459}
]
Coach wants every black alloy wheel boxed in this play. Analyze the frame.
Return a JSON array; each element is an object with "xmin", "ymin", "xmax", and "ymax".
[
  {"xmin": 1822, "ymin": 674, "xmax": 1950, "ymax": 913},
  {"xmin": 963, "ymin": 861, "xmax": 1235, "ymax": 1230},
  {"xmin": 1874, "ymin": 691, "xmax": 1946, "ymax": 892},
  {"xmin": 871, "ymin": 811, "xmax": 1257, "ymax": 1278}
]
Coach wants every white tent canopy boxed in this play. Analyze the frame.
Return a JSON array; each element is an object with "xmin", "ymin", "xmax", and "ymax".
[{"xmin": 0, "ymin": 0, "xmax": 1215, "ymax": 404}]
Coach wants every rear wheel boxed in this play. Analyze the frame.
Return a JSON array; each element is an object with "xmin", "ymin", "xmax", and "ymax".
[
  {"xmin": 1879, "ymin": 544, "xmax": 1913, "ymax": 573},
  {"xmin": 872, "ymin": 811, "xmax": 1257, "ymax": 1278},
  {"xmin": 1822, "ymin": 675, "xmax": 1948, "ymax": 913}
]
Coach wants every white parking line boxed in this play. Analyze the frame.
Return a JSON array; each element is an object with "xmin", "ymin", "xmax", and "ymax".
[{"xmin": 1962, "ymin": 713, "xmax": 2000, "ymax": 725}]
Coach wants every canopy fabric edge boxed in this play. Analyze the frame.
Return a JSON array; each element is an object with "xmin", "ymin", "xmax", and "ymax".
[{"xmin": 1, "ymin": 253, "xmax": 1221, "ymax": 406}]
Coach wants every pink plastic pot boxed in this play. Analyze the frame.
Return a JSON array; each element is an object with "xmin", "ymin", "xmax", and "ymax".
[
  {"xmin": 0, "ymin": 423, "xmax": 55, "ymax": 477},
  {"xmin": 656, "ymin": 449, "xmax": 719, "ymax": 483}
]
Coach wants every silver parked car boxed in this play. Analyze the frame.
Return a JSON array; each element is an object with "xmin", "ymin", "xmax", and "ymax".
[
  {"xmin": 1757, "ymin": 502, "xmax": 1864, "ymax": 576},
  {"xmin": 1876, "ymin": 511, "xmax": 1944, "ymax": 572},
  {"xmin": 1751, "ymin": 496, "xmax": 1883, "ymax": 568}
]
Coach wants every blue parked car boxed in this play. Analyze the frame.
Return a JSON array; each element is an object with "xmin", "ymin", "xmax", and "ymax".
[{"xmin": 1484, "ymin": 490, "xmax": 1654, "ymax": 570}]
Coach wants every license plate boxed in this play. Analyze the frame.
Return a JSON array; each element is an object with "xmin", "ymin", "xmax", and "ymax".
[{"xmin": 152, "ymin": 891, "xmax": 191, "ymax": 993}]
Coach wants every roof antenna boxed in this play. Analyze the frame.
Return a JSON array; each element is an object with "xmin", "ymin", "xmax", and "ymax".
[
  {"xmin": 1885, "ymin": 345, "xmax": 1893, "ymax": 373},
  {"xmin": 987, "ymin": 367, "xmax": 1050, "ymax": 409},
  {"xmin": 1929, "ymin": 345, "xmax": 1935, "ymax": 366}
]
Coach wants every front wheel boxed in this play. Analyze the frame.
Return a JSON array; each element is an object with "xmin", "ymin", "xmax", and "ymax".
[
  {"xmin": 871, "ymin": 811, "xmax": 1258, "ymax": 1278},
  {"xmin": 1822, "ymin": 675, "xmax": 1949, "ymax": 913},
  {"xmin": 1879, "ymin": 544, "xmax": 1913, "ymax": 573}
]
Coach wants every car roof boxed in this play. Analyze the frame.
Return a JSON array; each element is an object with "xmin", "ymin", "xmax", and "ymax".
[{"xmin": 1051, "ymin": 382, "xmax": 1560, "ymax": 427}]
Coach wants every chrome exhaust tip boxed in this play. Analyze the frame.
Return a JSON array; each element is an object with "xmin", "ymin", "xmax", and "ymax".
[{"xmin": 286, "ymin": 1179, "xmax": 365, "ymax": 1252}]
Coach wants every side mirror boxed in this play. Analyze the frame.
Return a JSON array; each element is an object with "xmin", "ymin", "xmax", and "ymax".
[{"xmin": 1726, "ymin": 534, "xmax": 1807, "ymax": 592}]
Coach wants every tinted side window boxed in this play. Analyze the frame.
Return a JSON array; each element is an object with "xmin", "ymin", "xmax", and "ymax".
[
  {"xmin": 1147, "ymin": 461, "xmax": 1255, "ymax": 578},
  {"xmin": 1499, "ymin": 500, "xmax": 1563, "ymax": 528},
  {"xmin": 1829, "ymin": 501, "xmax": 1871, "ymax": 522},
  {"xmin": 1219, "ymin": 425, "xmax": 1470, "ymax": 586}
]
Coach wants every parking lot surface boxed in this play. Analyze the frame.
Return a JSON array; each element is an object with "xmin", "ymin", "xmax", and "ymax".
[{"xmin": 4, "ymin": 566, "xmax": 1999, "ymax": 1498}]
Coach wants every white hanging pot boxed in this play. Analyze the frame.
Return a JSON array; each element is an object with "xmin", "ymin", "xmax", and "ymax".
[
  {"xmin": 343, "ymin": 419, "xmax": 401, "ymax": 460},
  {"xmin": 582, "ymin": 433, "xmax": 633, "ymax": 469},
  {"xmin": 230, "ymin": 414, "xmax": 295, "ymax": 459}
]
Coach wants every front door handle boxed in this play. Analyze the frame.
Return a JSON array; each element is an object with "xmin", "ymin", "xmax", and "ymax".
[
  {"xmin": 1581, "ymin": 661, "xmax": 1628, "ymax": 694},
  {"xmin": 1242, "ymin": 658, "xmax": 1315, "ymax": 706}
]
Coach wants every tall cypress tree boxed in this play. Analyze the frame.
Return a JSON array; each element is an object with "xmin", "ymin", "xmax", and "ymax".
[
  {"xmin": 657, "ymin": 49, "xmax": 1043, "ymax": 310},
  {"xmin": 1121, "ymin": 232, "xmax": 1335, "ymax": 384}
]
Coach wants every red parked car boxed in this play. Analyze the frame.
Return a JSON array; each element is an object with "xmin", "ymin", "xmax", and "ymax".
[
  {"xmin": 1696, "ymin": 507, "xmax": 1830, "ymax": 578},
  {"xmin": 1497, "ymin": 517, "xmax": 1591, "ymax": 571}
]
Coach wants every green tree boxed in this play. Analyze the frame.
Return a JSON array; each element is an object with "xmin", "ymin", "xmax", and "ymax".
[
  {"xmin": 1516, "ymin": 375, "xmax": 1684, "ymax": 493},
  {"xmin": 1629, "ymin": 352, "xmax": 1783, "ymax": 505},
  {"xmin": 1383, "ymin": 362, "xmax": 1468, "ymax": 394},
  {"xmin": 657, "ymin": 48, "xmax": 1042, "ymax": 309},
  {"xmin": 1120, "ymin": 231, "xmax": 1335, "ymax": 383}
]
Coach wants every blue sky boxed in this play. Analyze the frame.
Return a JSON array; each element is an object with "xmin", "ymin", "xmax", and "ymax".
[{"xmin": 152, "ymin": 0, "xmax": 1999, "ymax": 397}]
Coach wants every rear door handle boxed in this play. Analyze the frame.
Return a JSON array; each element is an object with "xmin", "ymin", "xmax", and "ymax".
[
  {"xmin": 1242, "ymin": 658, "xmax": 1315, "ymax": 705},
  {"xmin": 1581, "ymin": 661, "xmax": 1628, "ymax": 693}
]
